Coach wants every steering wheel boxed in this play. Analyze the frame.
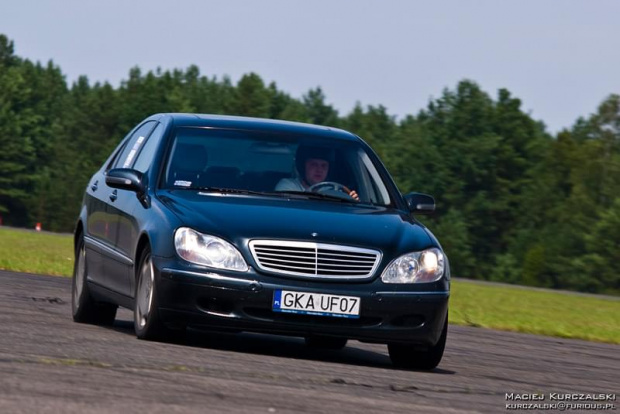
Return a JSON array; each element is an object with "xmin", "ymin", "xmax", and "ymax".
[
  {"xmin": 308, "ymin": 181, "xmax": 359, "ymax": 202},
  {"xmin": 308, "ymin": 181, "xmax": 348, "ymax": 194}
]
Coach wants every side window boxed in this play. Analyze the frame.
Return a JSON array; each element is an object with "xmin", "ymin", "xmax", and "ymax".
[
  {"xmin": 105, "ymin": 141, "xmax": 128, "ymax": 171},
  {"xmin": 133, "ymin": 123, "xmax": 165, "ymax": 173},
  {"xmin": 112, "ymin": 121, "xmax": 156, "ymax": 169}
]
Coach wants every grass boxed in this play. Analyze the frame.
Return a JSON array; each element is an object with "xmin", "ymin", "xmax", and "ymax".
[
  {"xmin": 0, "ymin": 227, "xmax": 74, "ymax": 276},
  {"xmin": 450, "ymin": 280, "xmax": 620, "ymax": 344},
  {"xmin": 1, "ymin": 226, "xmax": 619, "ymax": 344}
]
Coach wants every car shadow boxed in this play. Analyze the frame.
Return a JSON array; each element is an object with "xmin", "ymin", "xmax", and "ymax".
[{"xmin": 111, "ymin": 317, "xmax": 455, "ymax": 374}]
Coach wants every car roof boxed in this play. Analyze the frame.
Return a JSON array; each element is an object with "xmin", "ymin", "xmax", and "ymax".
[{"xmin": 147, "ymin": 113, "xmax": 361, "ymax": 142}]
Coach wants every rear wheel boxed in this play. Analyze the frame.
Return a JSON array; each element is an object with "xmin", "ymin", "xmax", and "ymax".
[
  {"xmin": 388, "ymin": 316, "xmax": 448, "ymax": 370},
  {"xmin": 305, "ymin": 335, "xmax": 348, "ymax": 350},
  {"xmin": 134, "ymin": 246, "xmax": 184, "ymax": 341},
  {"xmin": 72, "ymin": 235, "xmax": 117, "ymax": 325}
]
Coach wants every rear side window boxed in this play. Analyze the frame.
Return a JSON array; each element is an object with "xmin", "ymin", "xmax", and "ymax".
[{"xmin": 113, "ymin": 121, "xmax": 156, "ymax": 169}]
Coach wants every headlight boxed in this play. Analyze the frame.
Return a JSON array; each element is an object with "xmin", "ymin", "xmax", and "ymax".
[
  {"xmin": 174, "ymin": 227, "xmax": 248, "ymax": 272},
  {"xmin": 381, "ymin": 248, "xmax": 445, "ymax": 283}
]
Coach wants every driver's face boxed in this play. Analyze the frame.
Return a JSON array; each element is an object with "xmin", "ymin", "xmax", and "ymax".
[{"xmin": 304, "ymin": 158, "xmax": 329, "ymax": 185}]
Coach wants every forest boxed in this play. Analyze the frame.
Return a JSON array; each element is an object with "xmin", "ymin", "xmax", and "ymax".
[{"xmin": 1, "ymin": 34, "xmax": 618, "ymax": 294}]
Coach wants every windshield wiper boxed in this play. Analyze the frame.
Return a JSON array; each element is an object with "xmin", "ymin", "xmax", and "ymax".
[
  {"xmin": 275, "ymin": 190, "xmax": 355, "ymax": 203},
  {"xmin": 171, "ymin": 187, "xmax": 358, "ymax": 204},
  {"xmin": 173, "ymin": 186, "xmax": 271, "ymax": 196}
]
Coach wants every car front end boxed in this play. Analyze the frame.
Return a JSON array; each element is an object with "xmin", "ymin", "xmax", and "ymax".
[{"xmin": 151, "ymin": 193, "xmax": 450, "ymax": 347}]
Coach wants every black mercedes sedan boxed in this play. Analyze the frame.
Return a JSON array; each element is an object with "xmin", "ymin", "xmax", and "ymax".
[{"xmin": 72, "ymin": 113, "xmax": 450, "ymax": 370}]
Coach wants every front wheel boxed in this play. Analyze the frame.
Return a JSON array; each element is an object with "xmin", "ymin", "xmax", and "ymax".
[
  {"xmin": 134, "ymin": 246, "xmax": 183, "ymax": 341},
  {"xmin": 388, "ymin": 316, "xmax": 448, "ymax": 370}
]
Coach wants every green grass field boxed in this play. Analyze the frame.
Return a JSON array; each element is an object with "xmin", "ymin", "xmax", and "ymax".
[
  {"xmin": 0, "ymin": 227, "xmax": 74, "ymax": 276},
  {"xmin": 450, "ymin": 281, "xmax": 619, "ymax": 344},
  {"xmin": 1, "ymin": 226, "xmax": 619, "ymax": 344}
]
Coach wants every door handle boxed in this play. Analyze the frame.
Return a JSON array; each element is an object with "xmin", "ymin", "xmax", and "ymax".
[
  {"xmin": 109, "ymin": 190, "xmax": 118, "ymax": 202},
  {"xmin": 91, "ymin": 181, "xmax": 98, "ymax": 192}
]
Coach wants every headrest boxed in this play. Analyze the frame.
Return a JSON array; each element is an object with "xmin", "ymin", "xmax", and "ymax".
[
  {"xmin": 205, "ymin": 166, "xmax": 240, "ymax": 176},
  {"xmin": 172, "ymin": 143, "xmax": 207, "ymax": 172}
]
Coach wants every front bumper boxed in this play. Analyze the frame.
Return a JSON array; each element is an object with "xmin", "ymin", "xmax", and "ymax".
[{"xmin": 154, "ymin": 258, "xmax": 449, "ymax": 346}]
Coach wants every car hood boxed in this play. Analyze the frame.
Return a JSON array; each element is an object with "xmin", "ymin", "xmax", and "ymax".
[{"xmin": 158, "ymin": 191, "xmax": 434, "ymax": 256}]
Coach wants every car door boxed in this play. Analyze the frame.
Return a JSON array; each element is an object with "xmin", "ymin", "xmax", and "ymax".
[
  {"xmin": 83, "ymin": 133, "xmax": 137, "ymax": 288},
  {"xmin": 84, "ymin": 167, "xmax": 115, "ymax": 288},
  {"xmin": 115, "ymin": 121, "xmax": 166, "ymax": 298},
  {"xmin": 103, "ymin": 121, "xmax": 157, "ymax": 296}
]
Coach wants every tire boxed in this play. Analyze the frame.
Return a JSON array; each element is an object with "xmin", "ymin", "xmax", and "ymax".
[
  {"xmin": 72, "ymin": 235, "xmax": 117, "ymax": 325},
  {"xmin": 134, "ymin": 246, "xmax": 183, "ymax": 341},
  {"xmin": 305, "ymin": 335, "xmax": 348, "ymax": 350},
  {"xmin": 388, "ymin": 316, "xmax": 448, "ymax": 371}
]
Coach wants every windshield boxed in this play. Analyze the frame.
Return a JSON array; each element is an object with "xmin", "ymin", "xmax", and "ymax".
[{"xmin": 162, "ymin": 127, "xmax": 394, "ymax": 206}]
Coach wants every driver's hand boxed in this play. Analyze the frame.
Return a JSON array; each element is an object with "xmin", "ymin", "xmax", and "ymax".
[{"xmin": 349, "ymin": 189, "xmax": 360, "ymax": 201}]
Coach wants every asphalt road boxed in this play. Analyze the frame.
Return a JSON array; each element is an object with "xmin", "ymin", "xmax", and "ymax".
[{"xmin": 0, "ymin": 270, "xmax": 617, "ymax": 413}]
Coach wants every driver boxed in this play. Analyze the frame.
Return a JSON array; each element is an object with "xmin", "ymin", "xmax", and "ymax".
[{"xmin": 275, "ymin": 146, "xmax": 359, "ymax": 200}]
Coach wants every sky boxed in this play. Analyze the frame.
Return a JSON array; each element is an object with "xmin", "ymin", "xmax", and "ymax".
[{"xmin": 1, "ymin": 0, "xmax": 619, "ymax": 133}]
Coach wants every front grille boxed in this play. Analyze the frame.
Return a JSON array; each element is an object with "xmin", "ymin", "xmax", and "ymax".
[{"xmin": 249, "ymin": 240, "xmax": 381, "ymax": 279}]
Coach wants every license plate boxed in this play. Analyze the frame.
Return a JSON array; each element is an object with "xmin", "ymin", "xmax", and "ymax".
[{"xmin": 272, "ymin": 290, "xmax": 360, "ymax": 319}]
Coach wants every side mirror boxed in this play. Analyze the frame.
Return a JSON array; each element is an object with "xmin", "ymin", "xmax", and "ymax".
[
  {"xmin": 403, "ymin": 192, "xmax": 435, "ymax": 215},
  {"xmin": 106, "ymin": 168, "xmax": 146, "ymax": 195}
]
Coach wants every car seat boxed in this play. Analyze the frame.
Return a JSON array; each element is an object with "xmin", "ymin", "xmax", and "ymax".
[
  {"xmin": 168, "ymin": 143, "xmax": 208, "ymax": 187},
  {"xmin": 200, "ymin": 166, "xmax": 241, "ymax": 188}
]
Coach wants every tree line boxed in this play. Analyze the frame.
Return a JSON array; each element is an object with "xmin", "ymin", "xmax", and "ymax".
[{"xmin": 1, "ymin": 34, "xmax": 618, "ymax": 295}]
